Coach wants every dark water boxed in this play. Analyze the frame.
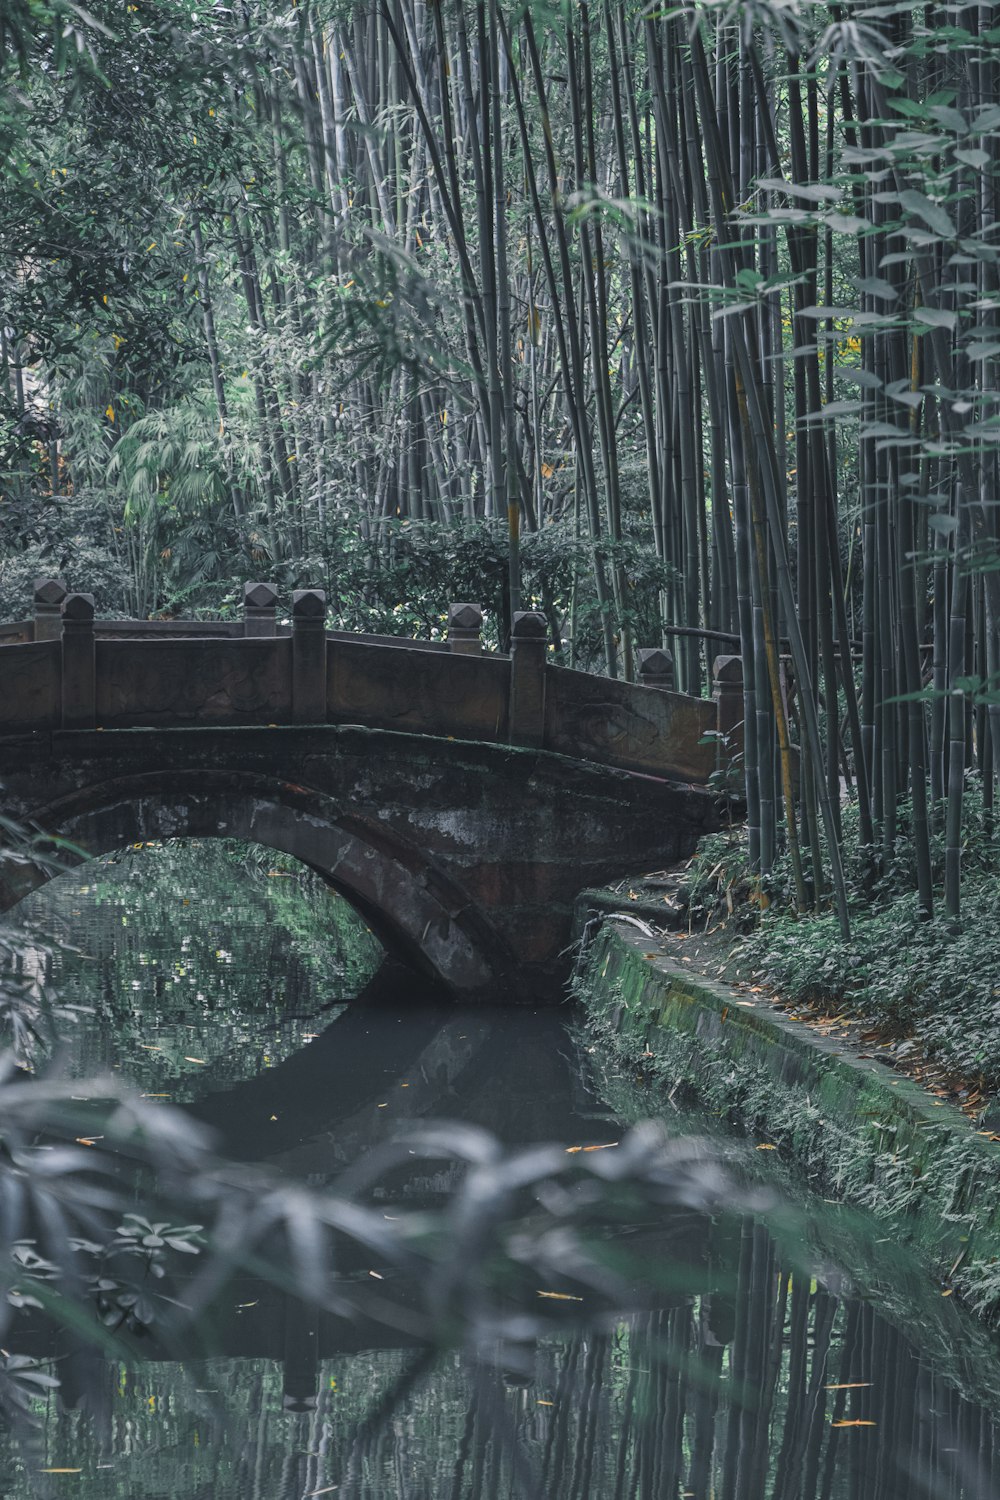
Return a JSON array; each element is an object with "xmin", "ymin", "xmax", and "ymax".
[{"xmin": 4, "ymin": 842, "xmax": 1000, "ymax": 1499}]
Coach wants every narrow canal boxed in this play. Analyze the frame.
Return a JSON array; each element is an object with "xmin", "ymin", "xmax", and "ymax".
[{"xmin": 4, "ymin": 841, "xmax": 1000, "ymax": 1499}]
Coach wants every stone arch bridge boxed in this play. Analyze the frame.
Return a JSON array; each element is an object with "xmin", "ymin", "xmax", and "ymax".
[{"xmin": 0, "ymin": 582, "xmax": 742, "ymax": 1001}]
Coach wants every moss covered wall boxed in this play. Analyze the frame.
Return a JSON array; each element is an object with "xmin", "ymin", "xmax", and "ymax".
[{"xmin": 577, "ymin": 920, "xmax": 1000, "ymax": 1323}]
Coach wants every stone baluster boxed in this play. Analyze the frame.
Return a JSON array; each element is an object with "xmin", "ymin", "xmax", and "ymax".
[
  {"xmin": 243, "ymin": 581, "xmax": 278, "ymax": 637},
  {"xmin": 61, "ymin": 593, "xmax": 96, "ymax": 731},
  {"xmin": 292, "ymin": 588, "xmax": 327, "ymax": 724},
  {"xmin": 637, "ymin": 646, "xmax": 675, "ymax": 692},
  {"xmin": 508, "ymin": 610, "xmax": 548, "ymax": 748},
  {"xmin": 447, "ymin": 602, "xmax": 484, "ymax": 655},
  {"xmin": 713, "ymin": 654, "xmax": 744, "ymax": 756},
  {"xmin": 34, "ymin": 577, "xmax": 67, "ymax": 641}
]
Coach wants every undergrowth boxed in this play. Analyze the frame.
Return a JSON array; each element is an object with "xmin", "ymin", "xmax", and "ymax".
[{"xmin": 684, "ymin": 783, "xmax": 1000, "ymax": 1093}]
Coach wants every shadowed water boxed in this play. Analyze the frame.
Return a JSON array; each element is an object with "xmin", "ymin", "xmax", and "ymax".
[{"xmin": 3, "ymin": 841, "xmax": 1000, "ymax": 1500}]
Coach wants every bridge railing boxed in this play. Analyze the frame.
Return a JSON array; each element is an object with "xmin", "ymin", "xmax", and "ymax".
[{"xmin": 0, "ymin": 580, "xmax": 743, "ymax": 784}]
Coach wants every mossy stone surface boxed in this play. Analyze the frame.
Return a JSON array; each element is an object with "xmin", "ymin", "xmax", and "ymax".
[{"xmin": 576, "ymin": 918, "xmax": 1000, "ymax": 1323}]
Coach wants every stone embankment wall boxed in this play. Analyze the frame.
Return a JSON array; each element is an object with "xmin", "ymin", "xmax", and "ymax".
[{"xmin": 575, "ymin": 914, "xmax": 1000, "ymax": 1324}]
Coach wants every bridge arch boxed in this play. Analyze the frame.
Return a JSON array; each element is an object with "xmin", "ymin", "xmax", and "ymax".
[{"xmin": 0, "ymin": 769, "xmax": 513, "ymax": 999}]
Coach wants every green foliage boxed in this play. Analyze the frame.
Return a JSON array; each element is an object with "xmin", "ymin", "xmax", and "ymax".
[
  {"xmin": 0, "ymin": 492, "xmax": 131, "ymax": 617},
  {"xmin": 685, "ymin": 781, "xmax": 1000, "ymax": 1087},
  {"xmin": 740, "ymin": 880, "xmax": 1000, "ymax": 1088}
]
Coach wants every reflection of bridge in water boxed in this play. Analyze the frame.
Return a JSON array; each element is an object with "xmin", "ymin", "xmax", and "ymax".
[
  {"xmin": 18, "ymin": 966, "xmax": 708, "ymax": 1409},
  {"xmin": 0, "ymin": 583, "xmax": 743, "ymax": 1001}
]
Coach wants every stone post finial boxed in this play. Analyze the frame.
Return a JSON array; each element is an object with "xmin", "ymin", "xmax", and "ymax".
[
  {"xmin": 712, "ymin": 653, "xmax": 744, "ymax": 756},
  {"xmin": 508, "ymin": 610, "xmax": 548, "ymax": 748},
  {"xmin": 637, "ymin": 646, "xmax": 675, "ymax": 692},
  {"xmin": 448, "ymin": 602, "xmax": 484, "ymax": 655},
  {"xmin": 511, "ymin": 610, "xmax": 547, "ymax": 642},
  {"xmin": 33, "ymin": 577, "xmax": 67, "ymax": 642},
  {"xmin": 292, "ymin": 588, "xmax": 327, "ymax": 724},
  {"xmin": 61, "ymin": 593, "xmax": 96, "ymax": 731},
  {"xmin": 243, "ymin": 581, "xmax": 278, "ymax": 637}
]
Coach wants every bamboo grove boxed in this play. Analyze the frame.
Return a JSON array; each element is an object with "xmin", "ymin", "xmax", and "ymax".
[{"xmin": 3, "ymin": 0, "xmax": 1000, "ymax": 925}]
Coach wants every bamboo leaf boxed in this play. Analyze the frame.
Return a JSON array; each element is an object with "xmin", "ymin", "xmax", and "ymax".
[
  {"xmin": 757, "ymin": 177, "xmax": 840, "ymax": 203},
  {"xmin": 913, "ymin": 306, "xmax": 958, "ymax": 332},
  {"xmin": 898, "ymin": 190, "xmax": 957, "ymax": 239}
]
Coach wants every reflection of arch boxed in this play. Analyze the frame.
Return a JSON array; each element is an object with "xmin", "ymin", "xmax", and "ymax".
[{"xmin": 0, "ymin": 771, "xmax": 513, "ymax": 998}]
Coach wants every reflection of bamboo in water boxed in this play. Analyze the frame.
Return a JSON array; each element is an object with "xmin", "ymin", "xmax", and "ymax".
[
  {"xmin": 569, "ymin": 1334, "xmax": 607, "ymax": 1500},
  {"xmin": 300, "ymin": 1222, "xmax": 1000, "ymax": 1500},
  {"xmin": 541, "ymin": 1333, "xmax": 582, "ymax": 1492},
  {"xmin": 687, "ymin": 1299, "xmax": 725, "ymax": 1498},
  {"xmin": 612, "ymin": 1341, "xmax": 640, "ymax": 1500},
  {"xmin": 448, "ymin": 1393, "xmax": 477, "ymax": 1500},
  {"xmin": 819, "ymin": 1299, "xmax": 860, "ymax": 1500}
]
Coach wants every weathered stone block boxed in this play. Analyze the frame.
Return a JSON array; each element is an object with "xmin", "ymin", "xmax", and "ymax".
[
  {"xmin": 637, "ymin": 646, "xmax": 675, "ymax": 691},
  {"xmin": 713, "ymin": 653, "xmax": 745, "ymax": 755},
  {"xmin": 33, "ymin": 577, "xmax": 67, "ymax": 642},
  {"xmin": 292, "ymin": 588, "xmax": 327, "ymax": 724},
  {"xmin": 508, "ymin": 611, "xmax": 547, "ymax": 748},
  {"xmin": 62, "ymin": 593, "xmax": 96, "ymax": 731},
  {"xmin": 244, "ymin": 581, "xmax": 278, "ymax": 637},
  {"xmin": 448, "ymin": 602, "xmax": 483, "ymax": 655}
]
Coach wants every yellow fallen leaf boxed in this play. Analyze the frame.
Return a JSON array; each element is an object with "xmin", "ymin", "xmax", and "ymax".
[
  {"xmin": 184, "ymin": 1057, "xmax": 206, "ymax": 1065},
  {"xmin": 825, "ymin": 1382, "xmax": 872, "ymax": 1390},
  {"xmin": 537, "ymin": 1291, "xmax": 583, "ymax": 1302},
  {"xmin": 831, "ymin": 1420, "xmax": 876, "ymax": 1428},
  {"xmin": 756, "ymin": 1144, "xmax": 778, "ymax": 1151}
]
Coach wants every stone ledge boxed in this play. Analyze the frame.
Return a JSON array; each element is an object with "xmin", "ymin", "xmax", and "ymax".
[{"xmin": 574, "ymin": 916, "xmax": 1000, "ymax": 1323}]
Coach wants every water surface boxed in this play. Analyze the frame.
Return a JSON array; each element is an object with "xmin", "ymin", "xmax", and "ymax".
[{"xmin": 3, "ymin": 842, "xmax": 1000, "ymax": 1500}]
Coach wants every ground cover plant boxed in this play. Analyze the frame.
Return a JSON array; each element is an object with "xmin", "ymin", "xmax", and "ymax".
[{"xmin": 683, "ymin": 782, "xmax": 1000, "ymax": 1101}]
